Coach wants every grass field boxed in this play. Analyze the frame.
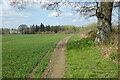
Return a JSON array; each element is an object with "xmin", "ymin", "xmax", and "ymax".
[
  {"xmin": 2, "ymin": 34, "xmax": 70, "ymax": 78},
  {"xmin": 65, "ymin": 35, "xmax": 118, "ymax": 78},
  {"xmin": 0, "ymin": 35, "xmax": 2, "ymax": 79}
]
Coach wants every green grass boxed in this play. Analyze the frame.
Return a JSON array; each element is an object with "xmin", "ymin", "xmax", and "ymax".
[
  {"xmin": 0, "ymin": 35, "xmax": 2, "ymax": 79},
  {"xmin": 32, "ymin": 40, "xmax": 57, "ymax": 78},
  {"xmin": 2, "ymin": 34, "xmax": 70, "ymax": 78},
  {"xmin": 65, "ymin": 35, "xmax": 118, "ymax": 78}
]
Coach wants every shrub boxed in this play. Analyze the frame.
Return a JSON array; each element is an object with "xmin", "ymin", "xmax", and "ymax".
[
  {"xmin": 66, "ymin": 38, "xmax": 94, "ymax": 50},
  {"xmin": 109, "ymin": 52, "xmax": 118, "ymax": 60}
]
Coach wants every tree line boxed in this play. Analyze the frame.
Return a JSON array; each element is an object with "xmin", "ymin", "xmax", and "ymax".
[{"xmin": 1, "ymin": 23, "xmax": 79, "ymax": 34}]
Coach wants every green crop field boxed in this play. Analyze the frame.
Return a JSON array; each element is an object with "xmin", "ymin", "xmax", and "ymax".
[{"xmin": 2, "ymin": 34, "xmax": 70, "ymax": 78}]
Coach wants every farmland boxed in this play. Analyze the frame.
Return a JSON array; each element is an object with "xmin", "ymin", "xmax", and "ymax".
[
  {"xmin": 2, "ymin": 34, "xmax": 70, "ymax": 78},
  {"xmin": 2, "ymin": 26, "xmax": 119, "ymax": 78}
]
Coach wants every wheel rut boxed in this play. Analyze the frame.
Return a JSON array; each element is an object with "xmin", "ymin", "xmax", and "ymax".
[{"xmin": 41, "ymin": 36, "xmax": 71, "ymax": 78}]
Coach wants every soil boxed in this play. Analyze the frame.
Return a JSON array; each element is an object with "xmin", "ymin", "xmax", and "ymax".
[{"xmin": 41, "ymin": 36, "xmax": 71, "ymax": 78}]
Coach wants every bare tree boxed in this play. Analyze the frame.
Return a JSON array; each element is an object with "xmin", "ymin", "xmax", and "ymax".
[
  {"xmin": 9, "ymin": 0, "xmax": 120, "ymax": 43},
  {"xmin": 18, "ymin": 24, "xmax": 28, "ymax": 34}
]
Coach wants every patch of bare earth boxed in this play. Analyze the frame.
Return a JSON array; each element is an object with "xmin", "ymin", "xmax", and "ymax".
[{"xmin": 41, "ymin": 36, "xmax": 71, "ymax": 78}]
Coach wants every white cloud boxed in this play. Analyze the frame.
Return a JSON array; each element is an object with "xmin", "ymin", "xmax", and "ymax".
[
  {"xmin": 88, "ymin": 17, "xmax": 96, "ymax": 20},
  {"xmin": 48, "ymin": 12, "xmax": 73, "ymax": 17},
  {"xmin": 18, "ymin": 13, "xmax": 32, "ymax": 18},
  {"xmin": 0, "ymin": 0, "xmax": 32, "ymax": 18},
  {"xmin": 48, "ymin": 12, "xmax": 61, "ymax": 17},
  {"xmin": 71, "ymin": 18, "xmax": 83, "ymax": 23},
  {"xmin": 0, "ymin": 0, "xmax": 33, "ymax": 28},
  {"xmin": 2, "ymin": 10, "xmax": 32, "ymax": 18},
  {"xmin": 2, "ymin": 0, "xmax": 10, "ymax": 4},
  {"xmin": 75, "ymin": 6, "xmax": 81, "ymax": 10},
  {"xmin": 24, "ymin": 14, "xmax": 32, "ymax": 18},
  {"xmin": 88, "ymin": 17, "xmax": 94, "ymax": 20},
  {"xmin": 64, "ymin": 13, "xmax": 73, "ymax": 16},
  {"xmin": 71, "ymin": 19, "xmax": 78, "ymax": 22}
]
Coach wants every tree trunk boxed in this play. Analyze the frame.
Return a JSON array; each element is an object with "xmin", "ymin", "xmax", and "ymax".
[{"xmin": 94, "ymin": 2, "xmax": 113, "ymax": 43}]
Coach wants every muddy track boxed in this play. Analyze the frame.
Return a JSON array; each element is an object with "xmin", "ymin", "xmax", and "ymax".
[{"xmin": 41, "ymin": 36, "xmax": 71, "ymax": 78}]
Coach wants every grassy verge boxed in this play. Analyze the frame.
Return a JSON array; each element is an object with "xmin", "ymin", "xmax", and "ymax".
[{"xmin": 64, "ymin": 34, "xmax": 118, "ymax": 78}]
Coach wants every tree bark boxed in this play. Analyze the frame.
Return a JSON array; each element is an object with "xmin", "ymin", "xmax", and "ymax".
[{"xmin": 94, "ymin": 2, "xmax": 113, "ymax": 43}]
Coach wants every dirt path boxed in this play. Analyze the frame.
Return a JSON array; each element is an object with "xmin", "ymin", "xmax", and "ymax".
[{"xmin": 41, "ymin": 36, "xmax": 71, "ymax": 78}]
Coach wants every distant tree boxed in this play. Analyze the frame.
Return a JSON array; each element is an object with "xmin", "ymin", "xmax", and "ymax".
[
  {"xmin": 18, "ymin": 24, "xmax": 28, "ymax": 34},
  {"xmin": 35, "ymin": 25, "xmax": 40, "ymax": 32},
  {"xmin": 0, "ymin": 28, "xmax": 2, "ymax": 34},
  {"xmin": 45, "ymin": 25, "xmax": 51, "ymax": 31},
  {"xmin": 73, "ymin": 26, "xmax": 76, "ymax": 32},
  {"xmin": 40, "ymin": 23, "xmax": 45, "ymax": 32},
  {"xmin": 60, "ymin": 26, "xmax": 65, "ymax": 31},
  {"xmin": 24, "ymin": 28, "xmax": 29, "ymax": 34},
  {"xmin": 50, "ymin": 26, "xmax": 54, "ymax": 32},
  {"xmin": 54, "ymin": 26, "xmax": 60, "ymax": 33},
  {"xmin": 29, "ymin": 24, "xmax": 35, "ymax": 34},
  {"xmin": 2, "ymin": 28, "xmax": 10, "ymax": 34}
]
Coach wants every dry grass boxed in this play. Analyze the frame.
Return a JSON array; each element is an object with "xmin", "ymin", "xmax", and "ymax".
[
  {"xmin": 78, "ymin": 30, "xmax": 97, "ymax": 40},
  {"xmin": 78, "ymin": 25, "xmax": 118, "ymax": 63}
]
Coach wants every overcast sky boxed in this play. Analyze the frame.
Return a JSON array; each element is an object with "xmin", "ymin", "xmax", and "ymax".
[{"xmin": 0, "ymin": 0, "xmax": 118, "ymax": 29}]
